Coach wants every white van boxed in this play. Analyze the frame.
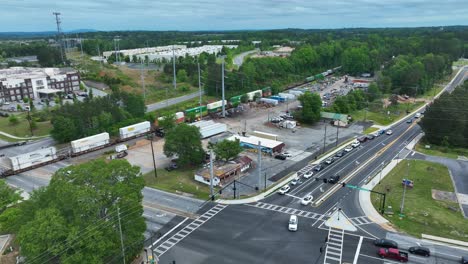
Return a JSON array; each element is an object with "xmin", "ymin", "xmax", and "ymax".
[{"xmin": 288, "ymin": 215, "xmax": 298, "ymax": 231}]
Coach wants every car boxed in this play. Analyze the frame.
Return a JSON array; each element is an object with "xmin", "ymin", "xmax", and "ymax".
[
  {"xmin": 344, "ymin": 146, "xmax": 353, "ymax": 152},
  {"xmin": 408, "ymin": 246, "xmax": 430, "ymax": 257},
  {"xmin": 288, "ymin": 215, "xmax": 298, "ymax": 231},
  {"xmin": 357, "ymin": 136, "xmax": 367, "ymax": 142},
  {"xmin": 386, "ymin": 130, "xmax": 393, "ymax": 135},
  {"xmin": 366, "ymin": 134, "xmax": 375, "ymax": 140},
  {"xmin": 351, "ymin": 141, "xmax": 360, "ymax": 148},
  {"xmin": 8, "ymin": 106, "xmax": 15, "ymax": 112},
  {"xmin": 328, "ymin": 175, "xmax": 340, "ymax": 184},
  {"xmin": 282, "ymin": 152, "xmax": 292, "ymax": 157},
  {"xmin": 278, "ymin": 185, "xmax": 290, "ymax": 194},
  {"xmin": 3, "ymin": 102, "xmax": 10, "ymax": 105},
  {"xmin": 378, "ymin": 248, "xmax": 408, "ymax": 262},
  {"xmin": 374, "ymin": 238, "xmax": 398, "ymax": 249},
  {"xmin": 335, "ymin": 151, "xmax": 344, "ymax": 158},
  {"xmin": 301, "ymin": 195, "xmax": 313, "ymax": 205},
  {"xmin": 415, "ymin": 113, "xmax": 421, "ymax": 118},
  {"xmin": 462, "ymin": 256, "xmax": 468, "ymax": 264},
  {"xmin": 372, "ymin": 132, "xmax": 380, "ymax": 138},
  {"xmin": 303, "ymin": 171, "xmax": 313, "ymax": 179},
  {"xmin": 406, "ymin": 118, "xmax": 413, "ymax": 123},
  {"xmin": 313, "ymin": 164, "xmax": 323, "ymax": 172},
  {"xmin": 325, "ymin": 157, "xmax": 334, "ymax": 165},
  {"xmin": 165, "ymin": 163, "xmax": 178, "ymax": 171},
  {"xmin": 67, "ymin": 94, "xmax": 74, "ymax": 99},
  {"xmin": 290, "ymin": 177, "xmax": 299, "ymax": 186},
  {"xmin": 275, "ymin": 154, "xmax": 287, "ymax": 160}
]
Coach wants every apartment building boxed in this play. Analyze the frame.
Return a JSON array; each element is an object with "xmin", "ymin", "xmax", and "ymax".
[{"xmin": 0, "ymin": 67, "xmax": 80, "ymax": 102}]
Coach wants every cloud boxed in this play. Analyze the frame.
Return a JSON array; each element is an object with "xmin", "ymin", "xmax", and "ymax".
[{"xmin": 0, "ymin": 0, "xmax": 466, "ymax": 31}]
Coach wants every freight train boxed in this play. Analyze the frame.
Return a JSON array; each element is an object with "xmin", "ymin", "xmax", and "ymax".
[{"xmin": 0, "ymin": 121, "xmax": 153, "ymax": 177}]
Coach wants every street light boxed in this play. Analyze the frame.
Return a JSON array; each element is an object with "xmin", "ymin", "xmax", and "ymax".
[
  {"xmin": 400, "ymin": 161, "xmax": 410, "ymax": 214},
  {"xmin": 147, "ymin": 133, "xmax": 158, "ymax": 179}
]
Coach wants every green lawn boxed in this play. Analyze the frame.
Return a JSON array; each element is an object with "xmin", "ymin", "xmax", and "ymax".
[
  {"xmin": 415, "ymin": 141, "xmax": 468, "ymax": 159},
  {"xmin": 143, "ymin": 168, "xmax": 213, "ymax": 200},
  {"xmin": 351, "ymin": 102, "xmax": 424, "ymax": 126},
  {"xmin": 371, "ymin": 160, "xmax": 468, "ymax": 241},
  {"xmin": 363, "ymin": 127, "xmax": 379, "ymax": 134},
  {"xmin": 0, "ymin": 113, "xmax": 52, "ymax": 140}
]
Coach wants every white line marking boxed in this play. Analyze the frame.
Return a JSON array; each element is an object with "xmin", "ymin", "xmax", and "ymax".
[
  {"xmin": 151, "ymin": 218, "xmax": 189, "ymax": 247},
  {"xmin": 353, "ymin": 236, "xmax": 363, "ymax": 264}
]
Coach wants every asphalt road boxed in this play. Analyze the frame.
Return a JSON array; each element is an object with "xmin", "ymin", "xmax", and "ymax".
[{"xmin": 233, "ymin": 49, "xmax": 258, "ymax": 67}]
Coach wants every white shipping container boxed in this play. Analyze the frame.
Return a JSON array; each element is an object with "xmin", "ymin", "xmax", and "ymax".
[
  {"xmin": 259, "ymin": 98, "xmax": 278, "ymax": 106},
  {"xmin": 207, "ymin": 100, "xmax": 227, "ymax": 110},
  {"xmin": 191, "ymin": 120, "xmax": 215, "ymax": 128},
  {"xmin": 246, "ymin": 90, "xmax": 262, "ymax": 101},
  {"xmin": 9, "ymin": 147, "xmax": 57, "ymax": 171},
  {"xmin": 199, "ymin": 123, "xmax": 227, "ymax": 138},
  {"xmin": 119, "ymin": 121, "xmax": 151, "ymax": 140},
  {"xmin": 71, "ymin": 132, "xmax": 110, "ymax": 154},
  {"xmin": 278, "ymin": 93, "xmax": 296, "ymax": 100},
  {"xmin": 252, "ymin": 131, "xmax": 278, "ymax": 141},
  {"xmin": 289, "ymin": 90, "xmax": 304, "ymax": 96},
  {"xmin": 175, "ymin": 112, "xmax": 185, "ymax": 120}
]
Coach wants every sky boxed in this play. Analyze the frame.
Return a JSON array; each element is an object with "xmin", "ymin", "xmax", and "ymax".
[{"xmin": 0, "ymin": 0, "xmax": 467, "ymax": 32}]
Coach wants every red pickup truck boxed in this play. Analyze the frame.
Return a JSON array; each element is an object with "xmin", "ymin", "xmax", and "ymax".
[{"xmin": 378, "ymin": 248, "xmax": 408, "ymax": 262}]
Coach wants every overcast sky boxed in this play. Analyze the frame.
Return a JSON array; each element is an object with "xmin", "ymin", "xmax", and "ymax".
[{"xmin": 1, "ymin": 0, "xmax": 467, "ymax": 32}]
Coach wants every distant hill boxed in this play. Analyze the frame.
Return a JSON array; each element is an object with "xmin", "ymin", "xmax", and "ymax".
[{"xmin": 0, "ymin": 29, "xmax": 98, "ymax": 39}]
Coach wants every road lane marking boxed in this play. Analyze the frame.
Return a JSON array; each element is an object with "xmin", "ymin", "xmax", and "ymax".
[
  {"xmin": 359, "ymin": 253, "xmax": 401, "ymax": 263},
  {"xmin": 245, "ymin": 202, "xmax": 326, "ymax": 221},
  {"xmin": 353, "ymin": 236, "xmax": 363, "ymax": 264},
  {"xmin": 151, "ymin": 217, "xmax": 189, "ymax": 246}
]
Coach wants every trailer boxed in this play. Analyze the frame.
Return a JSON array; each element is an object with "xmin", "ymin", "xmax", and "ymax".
[
  {"xmin": 119, "ymin": 121, "xmax": 151, "ymax": 140},
  {"xmin": 229, "ymin": 95, "xmax": 242, "ymax": 107},
  {"xmin": 278, "ymin": 93, "xmax": 296, "ymax": 100},
  {"xmin": 175, "ymin": 112, "xmax": 185, "ymax": 123},
  {"xmin": 9, "ymin": 147, "xmax": 57, "ymax": 171},
  {"xmin": 190, "ymin": 120, "xmax": 227, "ymax": 139},
  {"xmin": 246, "ymin": 90, "xmax": 262, "ymax": 101},
  {"xmin": 252, "ymin": 131, "xmax": 278, "ymax": 141},
  {"xmin": 288, "ymin": 90, "xmax": 304, "ymax": 97},
  {"xmin": 71, "ymin": 132, "xmax": 110, "ymax": 155},
  {"xmin": 259, "ymin": 98, "xmax": 279, "ymax": 106},
  {"xmin": 269, "ymin": 96, "xmax": 286, "ymax": 102},
  {"xmin": 207, "ymin": 100, "xmax": 228, "ymax": 113}
]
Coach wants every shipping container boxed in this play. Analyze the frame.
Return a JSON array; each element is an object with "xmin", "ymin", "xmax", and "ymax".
[
  {"xmin": 71, "ymin": 132, "xmax": 110, "ymax": 154},
  {"xmin": 207, "ymin": 100, "xmax": 228, "ymax": 113},
  {"xmin": 252, "ymin": 131, "xmax": 278, "ymax": 141},
  {"xmin": 9, "ymin": 147, "xmax": 57, "ymax": 171},
  {"xmin": 175, "ymin": 112, "xmax": 185, "ymax": 123},
  {"xmin": 314, "ymin": 74, "xmax": 324, "ymax": 80},
  {"xmin": 199, "ymin": 123, "xmax": 227, "ymax": 138},
  {"xmin": 305, "ymin": 76, "xmax": 315, "ymax": 82},
  {"xmin": 262, "ymin": 87, "xmax": 272, "ymax": 97},
  {"xmin": 259, "ymin": 98, "xmax": 279, "ymax": 106},
  {"xmin": 269, "ymin": 96, "xmax": 286, "ymax": 102},
  {"xmin": 185, "ymin": 106, "xmax": 208, "ymax": 118},
  {"xmin": 246, "ymin": 90, "xmax": 262, "ymax": 101},
  {"xmin": 229, "ymin": 95, "xmax": 242, "ymax": 107},
  {"xmin": 119, "ymin": 121, "xmax": 151, "ymax": 140},
  {"xmin": 278, "ymin": 93, "xmax": 296, "ymax": 100},
  {"xmin": 288, "ymin": 90, "xmax": 304, "ymax": 97}
]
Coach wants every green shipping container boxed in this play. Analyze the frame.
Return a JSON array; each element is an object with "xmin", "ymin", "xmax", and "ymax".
[
  {"xmin": 305, "ymin": 76, "xmax": 315, "ymax": 82},
  {"xmin": 185, "ymin": 106, "xmax": 207, "ymax": 117},
  {"xmin": 315, "ymin": 74, "xmax": 324, "ymax": 80}
]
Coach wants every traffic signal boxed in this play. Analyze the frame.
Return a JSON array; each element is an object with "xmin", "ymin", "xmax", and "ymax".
[{"xmin": 342, "ymin": 182, "xmax": 346, "ymax": 187}]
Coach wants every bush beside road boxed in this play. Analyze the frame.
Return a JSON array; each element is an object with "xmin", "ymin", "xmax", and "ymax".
[{"xmin": 371, "ymin": 160, "xmax": 468, "ymax": 242}]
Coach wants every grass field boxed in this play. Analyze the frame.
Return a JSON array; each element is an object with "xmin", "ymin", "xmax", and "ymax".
[
  {"xmin": 371, "ymin": 160, "xmax": 468, "ymax": 241},
  {"xmin": 415, "ymin": 141, "xmax": 468, "ymax": 159},
  {"xmin": 143, "ymin": 168, "xmax": 213, "ymax": 200},
  {"xmin": 363, "ymin": 127, "xmax": 379, "ymax": 134},
  {"xmin": 351, "ymin": 102, "xmax": 424, "ymax": 126},
  {"xmin": 0, "ymin": 113, "xmax": 52, "ymax": 140}
]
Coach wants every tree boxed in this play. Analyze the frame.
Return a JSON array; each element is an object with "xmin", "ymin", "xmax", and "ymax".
[
  {"xmin": 7, "ymin": 159, "xmax": 145, "ymax": 263},
  {"xmin": 297, "ymin": 92, "xmax": 322, "ymax": 124},
  {"xmin": 177, "ymin": 69, "xmax": 188, "ymax": 82},
  {"xmin": 164, "ymin": 123, "xmax": 205, "ymax": 166},
  {"xmin": 213, "ymin": 139, "xmax": 243, "ymax": 162},
  {"xmin": 0, "ymin": 180, "xmax": 22, "ymax": 213},
  {"xmin": 50, "ymin": 116, "xmax": 77, "ymax": 143},
  {"xmin": 29, "ymin": 99, "xmax": 35, "ymax": 111},
  {"xmin": 158, "ymin": 113, "xmax": 176, "ymax": 132},
  {"xmin": 8, "ymin": 115, "xmax": 19, "ymax": 125}
]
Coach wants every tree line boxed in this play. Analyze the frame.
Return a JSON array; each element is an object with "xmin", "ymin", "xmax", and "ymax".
[
  {"xmin": 50, "ymin": 91, "xmax": 149, "ymax": 143},
  {"xmin": 420, "ymin": 80, "xmax": 468, "ymax": 148}
]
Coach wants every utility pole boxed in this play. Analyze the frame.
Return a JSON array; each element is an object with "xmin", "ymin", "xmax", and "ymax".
[
  {"xmin": 26, "ymin": 110, "xmax": 33, "ymax": 136},
  {"xmin": 322, "ymin": 121, "xmax": 327, "ymax": 154},
  {"xmin": 140, "ymin": 61, "xmax": 146, "ymax": 101},
  {"xmin": 117, "ymin": 206, "xmax": 126, "ymax": 264},
  {"xmin": 257, "ymin": 141, "xmax": 262, "ymax": 191},
  {"xmin": 221, "ymin": 57, "xmax": 226, "ymax": 118},
  {"xmin": 209, "ymin": 150, "xmax": 214, "ymax": 200},
  {"xmin": 400, "ymin": 161, "xmax": 410, "ymax": 214},
  {"xmin": 52, "ymin": 12, "xmax": 65, "ymax": 64},
  {"xmin": 172, "ymin": 45, "xmax": 177, "ymax": 90},
  {"xmin": 335, "ymin": 124, "xmax": 339, "ymax": 147},
  {"xmin": 198, "ymin": 60, "xmax": 202, "ymax": 106},
  {"xmin": 148, "ymin": 134, "xmax": 158, "ymax": 179}
]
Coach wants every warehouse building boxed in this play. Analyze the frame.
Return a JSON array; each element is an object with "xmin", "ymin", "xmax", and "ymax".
[
  {"xmin": 0, "ymin": 67, "xmax": 80, "ymax": 103},
  {"xmin": 227, "ymin": 135, "xmax": 285, "ymax": 154}
]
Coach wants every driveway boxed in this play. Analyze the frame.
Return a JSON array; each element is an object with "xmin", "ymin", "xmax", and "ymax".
[
  {"xmin": 409, "ymin": 152, "xmax": 468, "ymax": 217},
  {"xmin": 233, "ymin": 49, "xmax": 258, "ymax": 67}
]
